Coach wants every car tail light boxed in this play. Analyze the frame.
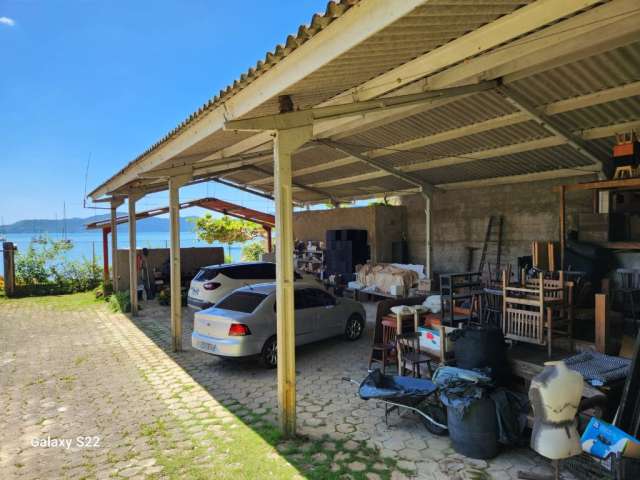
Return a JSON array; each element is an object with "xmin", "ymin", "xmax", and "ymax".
[
  {"xmin": 228, "ymin": 323, "xmax": 251, "ymax": 336},
  {"xmin": 203, "ymin": 282, "xmax": 221, "ymax": 291}
]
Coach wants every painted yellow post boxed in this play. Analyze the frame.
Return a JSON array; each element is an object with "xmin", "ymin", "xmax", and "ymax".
[
  {"xmin": 110, "ymin": 198, "xmax": 123, "ymax": 291},
  {"xmin": 274, "ymin": 126, "xmax": 311, "ymax": 437},
  {"xmin": 128, "ymin": 194, "xmax": 141, "ymax": 315},
  {"xmin": 169, "ymin": 175, "xmax": 189, "ymax": 352}
]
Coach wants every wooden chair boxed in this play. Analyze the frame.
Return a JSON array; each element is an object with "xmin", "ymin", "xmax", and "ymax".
[
  {"xmin": 368, "ymin": 296, "xmax": 426, "ymax": 373},
  {"xmin": 502, "ymin": 271, "xmax": 573, "ymax": 357},
  {"xmin": 482, "ymin": 287, "xmax": 503, "ymax": 329},
  {"xmin": 486, "ymin": 263, "xmax": 511, "ymax": 288},
  {"xmin": 396, "ymin": 332, "xmax": 432, "ymax": 378},
  {"xmin": 368, "ymin": 318, "xmax": 396, "ymax": 374}
]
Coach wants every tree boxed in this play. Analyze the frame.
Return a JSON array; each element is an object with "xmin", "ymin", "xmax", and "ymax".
[
  {"xmin": 192, "ymin": 214, "xmax": 262, "ymax": 260},
  {"xmin": 241, "ymin": 242, "xmax": 266, "ymax": 262}
]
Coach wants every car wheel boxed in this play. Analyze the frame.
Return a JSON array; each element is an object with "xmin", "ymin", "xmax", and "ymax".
[
  {"xmin": 345, "ymin": 314, "xmax": 364, "ymax": 341},
  {"xmin": 260, "ymin": 336, "xmax": 277, "ymax": 369}
]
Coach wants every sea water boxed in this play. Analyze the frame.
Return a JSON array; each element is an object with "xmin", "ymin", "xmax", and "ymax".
[{"xmin": 0, "ymin": 231, "xmax": 245, "ymax": 276}]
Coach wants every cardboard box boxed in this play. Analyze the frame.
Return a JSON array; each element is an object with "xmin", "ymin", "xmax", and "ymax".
[
  {"xmin": 418, "ymin": 279, "xmax": 432, "ymax": 293},
  {"xmin": 581, "ymin": 417, "xmax": 640, "ymax": 459},
  {"xmin": 417, "ymin": 326, "xmax": 442, "ymax": 352}
]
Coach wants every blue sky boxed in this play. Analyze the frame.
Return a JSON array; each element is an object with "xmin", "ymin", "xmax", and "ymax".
[{"xmin": 0, "ymin": 0, "xmax": 331, "ymax": 224}]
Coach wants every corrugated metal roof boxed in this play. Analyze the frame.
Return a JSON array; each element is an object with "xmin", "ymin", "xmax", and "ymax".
[
  {"xmin": 412, "ymin": 145, "xmax": 593, "ymax": 185},
  {"xmin": 96, "ymin": 0, "xmax": 533, "ymax": 193},
  {"xmin": 95, "ymin": 0, "xmax": 640, "ymax": 203}
]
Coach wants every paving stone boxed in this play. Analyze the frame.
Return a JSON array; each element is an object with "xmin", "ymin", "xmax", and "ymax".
[
  {"xmin": 334, "ymin": 452, "xmax": 350, "ymax": 462},
  {"xmin": 343, "ymin": 440, "xmax": 359, "ymax": 451},
  {"xmin": 311, "ymin": 452, "xmax": 328, "ymax": 463},
  {"xmin": 118, "ymin": 466, "xmax": 141, "ymax": 478},
  {"xmin": 347, "ymin": 461, "xmax": 367, "ymax": 472},
  {"xmin": 0, "ymin": 299, "xmax": 549, "ymax": 479}
]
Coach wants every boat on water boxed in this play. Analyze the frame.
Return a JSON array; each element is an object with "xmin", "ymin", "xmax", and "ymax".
[
  {"xmin": 61, "ymin": 202, "xmax": 73, "ymax": 247},
  {"xmin": 32, "ymin": 234, "xmax": 48, "ymax": 244}
]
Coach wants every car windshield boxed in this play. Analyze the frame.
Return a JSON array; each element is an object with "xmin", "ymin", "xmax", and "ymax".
[{"xmin": 215, "ymin": 291, "xmax": 268, "ymax": 313}]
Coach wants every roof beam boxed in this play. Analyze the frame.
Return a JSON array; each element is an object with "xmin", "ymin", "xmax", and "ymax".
[
  {"xmin": 365, "ymin": 112, "xmax": 529, "ymax": 157},
  {"xmin": 287, "ymin": 117, "xmax": 639, "ymax": 190},
  {"xmin": 316, "ymin": 139, "xmax": 435, "ymax": 194},
  {"xmin": 544, "ymin": 81, "xmax": 640, "ymax": 115},
  {"xmin": 255, "ymin": 81, "xmax": 639, "ymax": 186},
  {"xmin": 247, "ymin": 165, "xmax": 339, "ymax": 203},
  {"xmin": 326, "ymin": 0, "xmax": 604, "ymax": 103},
  {"xmin": 302, "ymin": 137, "xmax": 578, "ymax": 189},
  {"xmin": 582, "ymin": 120, "xmax": 640, "ymax": 141},
  {"xmin": 438, "ymin": 169, "xmax": 595, "ymax": 191},
  {"xmin": 211, "ymin": 178, "xmax": 275, "ymax": 202},
  {"xmin": 402, "ymin": 137, "xmax": 567, "ymax": 173},
  {"xmin": 225, "ymin": 82, "xmax": 498, "ymax": 132},
  {"xmin": 497, "ymin": 84, "xmax": 605, "ymax": 173},
  {"xmin": 423, "ymin": 0, "xmax": 640, "ymax": 90}
]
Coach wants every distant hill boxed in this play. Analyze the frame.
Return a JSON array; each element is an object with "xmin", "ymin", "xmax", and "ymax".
[{"xmin": 0, "ymin": 213, "xmax": 199, "ymax": 234}]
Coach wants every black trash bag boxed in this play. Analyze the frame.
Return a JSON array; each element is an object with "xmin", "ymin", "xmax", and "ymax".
[
  {"xmin": 449, "ymin": 325, "xmax": 511, "ymax": 386},
  {"xmin": 490, "ymin": 388, "xmax": 530, "ymax": 446}
]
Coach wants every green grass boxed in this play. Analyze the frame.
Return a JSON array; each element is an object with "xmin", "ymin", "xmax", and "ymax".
[{"xmin": 0, "ymin": 291, "xmax": 102, "ymax": 310}]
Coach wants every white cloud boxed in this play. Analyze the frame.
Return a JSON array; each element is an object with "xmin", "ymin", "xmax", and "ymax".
[{"xmin": 0, "ymin": 16, "xmax": 15, "ymax": 27}]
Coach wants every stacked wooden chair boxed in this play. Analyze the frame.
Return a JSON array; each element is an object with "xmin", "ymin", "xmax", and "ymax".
[{"xmin": 502, "ymin": 270, "xmax": 574, "ymax": 357}]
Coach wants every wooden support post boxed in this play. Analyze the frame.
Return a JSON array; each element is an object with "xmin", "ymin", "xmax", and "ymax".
[
  {"xmin": 110, "ymin": 199, "xmax": 123, "ymax": 291},
  {"xmin": 595, "ymin": 294, "xmax": 610, "ymax": 354},
  {"xmin": 169, "ymin": 175, "xmax": 190, "ymax": 352},
  {"xmin": 265, "ymin": 227, "xmax": 273, "ymax": 254},
  {"xmin": 2, "ymin": 242, "xmax": 16, "ymax": 297},
  {"xmin": 128, "ymin": 194, "xmax": 141, "ymax": 315},
  {"xmin": 102, "ymin": 227, "xmax": 110, "ymax": 287},
  {"xmin": 559, "ymin": 185, "xmax": 566, "ymax": 271},
  {"xmin": 274, "ymin": 125, "xmax": 311, "ymax": 437}
]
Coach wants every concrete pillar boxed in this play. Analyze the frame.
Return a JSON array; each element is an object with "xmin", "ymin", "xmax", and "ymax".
[
  {"xmin": 128, "ymin": 194, "xmax": 140, "ymax": 314},
  {"xmin": 422, "ymin": 191, "xmax": 432, "ymax": 279},
  {"xmin": 274, "ymin": 126, "xmax": 311, "ymax": 437},
  {"xmin": 169, "ymin": 175, "xmax": 189, "ymax": 352}
]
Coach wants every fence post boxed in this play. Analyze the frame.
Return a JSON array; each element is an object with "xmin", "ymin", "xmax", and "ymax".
[{"xmin": 2, "ymin": 242, "xmax": 16, "ymax": 297}]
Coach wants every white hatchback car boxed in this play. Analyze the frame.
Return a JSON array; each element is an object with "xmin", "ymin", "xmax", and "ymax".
[
  {"xmin": 192, "ymin": 282, "xmax": 366, "ymax": 367},
  {"xmin": 187, "ymin": 262, "xmax": 284, "ymax": 310}
]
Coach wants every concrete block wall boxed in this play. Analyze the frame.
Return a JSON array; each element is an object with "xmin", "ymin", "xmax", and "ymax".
[
  {"xmin": 293, "ymin": 205, "xmax": 406, "ymax": 263},
  {"xmin": 399, "ymin": 175, "xmax": 597, "ymax": 274}
]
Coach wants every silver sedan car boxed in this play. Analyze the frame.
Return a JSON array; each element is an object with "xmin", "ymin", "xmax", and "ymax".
[{"xmin": 192, "ymin": 282, "xmax": 366, "ymax": 368}]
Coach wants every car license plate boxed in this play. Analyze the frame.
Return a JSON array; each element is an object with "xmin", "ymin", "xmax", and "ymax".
[{"xmin": 199, "ymin": 341, "xmax": 216, "ymax": 352}]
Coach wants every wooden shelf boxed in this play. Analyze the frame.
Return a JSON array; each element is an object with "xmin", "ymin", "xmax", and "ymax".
[{"xmin": 559, "ymin": 177, "xmax": 640, "ymax": 192}]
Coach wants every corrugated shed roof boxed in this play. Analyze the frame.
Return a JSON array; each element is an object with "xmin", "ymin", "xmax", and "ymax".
[
  {"xmin": 97, "ymin": 0, "xmax": 533, "ymax": 193},
  {"xmin": 95, "ymin": 1, "xmax": 640, "ymax": 204}
]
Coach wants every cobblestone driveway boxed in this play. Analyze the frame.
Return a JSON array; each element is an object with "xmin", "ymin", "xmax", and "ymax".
[{"xmin": 0, "ymin": 296, "xmax": 556, "ymax": 479}]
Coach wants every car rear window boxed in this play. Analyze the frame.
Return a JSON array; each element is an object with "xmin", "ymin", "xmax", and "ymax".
[
  {"xmin": 194, "ymin": 268, "xmax": 219, "ymax": 281},
  {"xmin": 216, "ymin": 292, "xmax": 268, "ymax": 313},
  {"xmin": 221, "ymin": 263, "xmax": 276, "ymax": 280}
]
